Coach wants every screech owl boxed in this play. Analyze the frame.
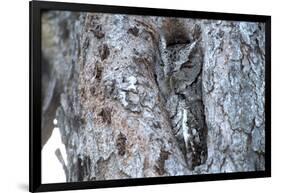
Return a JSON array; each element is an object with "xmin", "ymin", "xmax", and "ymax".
[{"xmin": 157, "ymin": 28, "xmax": 207, "ymax": 169}]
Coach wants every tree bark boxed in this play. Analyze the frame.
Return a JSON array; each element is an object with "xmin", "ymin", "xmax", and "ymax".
[
  {"xmin": 41, "ymin": 11, "xmax": 265, "ymax": 181},
  {"xmin": 196, "ymin": 20, "xmax": 265, "ymax": 173}
]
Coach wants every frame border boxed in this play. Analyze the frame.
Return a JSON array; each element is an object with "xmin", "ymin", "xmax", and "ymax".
[{"xmin": 29, "ymin": 1, "xmax": 271, "ymax": 192}]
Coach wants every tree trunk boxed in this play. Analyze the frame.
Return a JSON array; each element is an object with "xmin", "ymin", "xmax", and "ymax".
[{"xmin": 41, "ymin": 11, "xmax": 265, "ymax": 181}]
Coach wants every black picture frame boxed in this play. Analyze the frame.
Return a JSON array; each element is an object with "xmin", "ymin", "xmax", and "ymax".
[{"xmin": 29, "ymin": 1, "xmax": 271, "ymax": 192}]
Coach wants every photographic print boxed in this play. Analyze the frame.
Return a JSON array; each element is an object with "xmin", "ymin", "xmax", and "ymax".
[
  {"xmin": 30, "ymin": 2, "xmax": 271, "ymax": 192},
  {"xmin": 41, "ymin": 10, "xmax": 266, "ymax": 183}
]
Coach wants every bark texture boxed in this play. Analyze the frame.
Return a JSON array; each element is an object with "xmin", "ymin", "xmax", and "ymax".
[{"xmin": 41, "ymin": 11, "xmax": 265, "ymax": 181}]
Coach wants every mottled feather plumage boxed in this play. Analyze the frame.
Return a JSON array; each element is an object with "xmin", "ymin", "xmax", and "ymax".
[{"xmin": 161, "ymin": 40, "xmax": 197, "ymax": 76}]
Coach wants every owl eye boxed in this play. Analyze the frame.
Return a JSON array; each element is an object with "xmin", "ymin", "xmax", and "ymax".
[{"xmin": 182, "ymin": 62, "xmax": 193, "ymax": 69}]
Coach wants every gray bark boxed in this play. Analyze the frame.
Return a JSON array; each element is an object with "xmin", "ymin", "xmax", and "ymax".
[
  {"xmin": 41, "ymin": 11, "xmax": 265, "ymax": 181},
  {"xmin": 196, "ymin": 20, "xmax": 265, "ymax": 173}
]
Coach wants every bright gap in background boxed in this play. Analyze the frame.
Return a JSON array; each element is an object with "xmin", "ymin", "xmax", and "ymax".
[{"xmin": 42, "ymin": 125, "xmax": 67, "ymax": 183}]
